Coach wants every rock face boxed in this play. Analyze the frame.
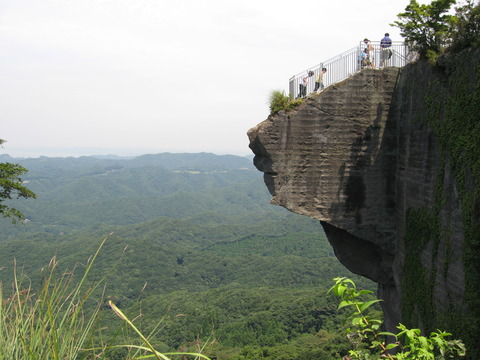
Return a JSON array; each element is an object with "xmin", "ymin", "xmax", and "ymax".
[
  {"xmin": 248, "ymin": 48, "xmax": 480, "ymax": 357},
  {"xmin": 249, "ymin": 67, "xmax": 404, "ymax": 328}
]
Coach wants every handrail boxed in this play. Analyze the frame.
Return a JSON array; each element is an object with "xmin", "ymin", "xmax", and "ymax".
[{"xmin": 289, "ymin": 41, "xmax": 415, "ymax": 99}]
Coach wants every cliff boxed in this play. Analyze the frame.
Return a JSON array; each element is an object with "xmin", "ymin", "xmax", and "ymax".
[{"xmin": 248, "ymin": 47, "xmax": 480, "ymax": 357}]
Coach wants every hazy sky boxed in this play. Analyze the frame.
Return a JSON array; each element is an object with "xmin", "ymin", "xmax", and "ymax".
[{"xmin": 1, "ymin": 0, "xmax": 409, "ymax": 158}]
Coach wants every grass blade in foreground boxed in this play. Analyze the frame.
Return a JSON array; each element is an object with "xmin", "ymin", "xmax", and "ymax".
[{"xmin": 108, "ymin": 300, "xmax": 212, "ymax": 360}]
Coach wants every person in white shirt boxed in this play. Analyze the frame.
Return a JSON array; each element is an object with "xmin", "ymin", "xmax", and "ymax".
[
  {"xmin": 363, "ymin": 38, "xmax": 375, "ymax": 68},
  {"xmin": 298, "ymin": 70, "xmax": 314, "ymax": 98}
]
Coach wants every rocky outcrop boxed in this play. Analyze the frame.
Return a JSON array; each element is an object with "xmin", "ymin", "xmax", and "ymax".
[
  {"xmin": 249, "ymin": 67, "xmax": 404, "ymax": 328},
  {"xmin": 248, "ymin": 48, "xmax": 480, "ymax": 357}
]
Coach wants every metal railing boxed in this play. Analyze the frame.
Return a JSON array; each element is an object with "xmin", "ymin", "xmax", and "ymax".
[{"xmin": 289, "ymin": 41, "xmax": 415, "ymax": 99}]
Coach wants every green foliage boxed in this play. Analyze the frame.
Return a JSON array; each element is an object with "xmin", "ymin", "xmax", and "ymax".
[
  {"xmin": 450, "ymin": 0, "xmax": 480, "ymax": 52},
  {"xmin": 402, "ymin": 207, "xmax": 438, "ymax": 329},
  {"xmin": 419, "ymin": 49, "xmax": 480, "ymax": 359},
  {"xmin": 392, "ymin": 0, "xmax": 480, "ymax": 61},
  {"xmin": 0, "ymin": 236, "xmax": 215, "ymax": 360},
  {"xmin": 106, "ymin": 300, "xmax": 212, "ymax": 360},
  {"xmin": 330, "ymin": 277, "xmax": 466, "ymax": 360},
  {"xmin": 0, "ymin": 227, "xmax": 366, "ymax": 359},
  {"xmin": 0, "ymin": 236, "xmax": 108, "ymax": 359},
  {"xmin": 285, "ymin": 98, "xmax": 304, "ymax": 111},
  {"xmin": 0, "ymin": 139, "xmax": 36, "ymax": 223},
  {"xmin": 329, "ymin": 277, "xmax": 389, "ymax": 359},
  {"xmin": 0, "ymin": 154, "xmax": 273, "ymax": 239},
  {"xmin": 392, "ymin": 0, "xmax": 456, "ymax": 61},
  {"xmin": 269, "ymin": 90, "xmax": 289, "ymax": 114},
  {"xmin": 0, "ymin": 153, "xmax": 377, "ymax": 359},
  {"xmin": 394, "ymin": 325, "xmax": 466, "ymax": 360},
  {"xmin": 268, "ymin": 90, "xmax": 303, "ymax": 115}
]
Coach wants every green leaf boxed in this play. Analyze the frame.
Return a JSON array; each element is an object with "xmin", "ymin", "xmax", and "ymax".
[
  {"xmin": 358, "ymin": 299, "xmax": 382, "ymax": 312},
  {"xmin": 386, "ymin": 343, "xmax": 400, "ymax": 350},
  {"xmin": 338, "ymin": 300, "xmax": 354, "ymax": 310},
  {"xmin": 336, "ymin": 285, "xmax": 346, "ymax": 298},
  {"xmin": 417, "ymin": 336, "xmax": 431, "ymax": 350},
  {"xmin": 356, "ymin": 289, "xmax": 374, "ymax": 296},
  {"xmin": 351, "ymin": 316, "xmax": 364, "ymax": 326},
  {"xmin": 378, "ymin": 331, "xmax": 397, "ymax": 338}
]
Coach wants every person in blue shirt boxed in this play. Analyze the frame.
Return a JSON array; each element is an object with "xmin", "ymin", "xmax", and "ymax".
[
  {"xmin": 359, "ymin": 49, "xmax": 369, "ymax": 68},
  {"xmin": 380, "ymin": 33, "xmax": 392, "ymax": 67}
]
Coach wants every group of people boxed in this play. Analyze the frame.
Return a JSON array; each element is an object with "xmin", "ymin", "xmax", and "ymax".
[
  {"xmin": 361, "ymin": 33, "xmax": 392, "ymax": 68},
  {"xmin": 298, "ymin": 33, "xmax": 392, "ymax": 99},
  {"xmin": 298, "ymin": 68, "xmax": 327, "ymax": 98}
]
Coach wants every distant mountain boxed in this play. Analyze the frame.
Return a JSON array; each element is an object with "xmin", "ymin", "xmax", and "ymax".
[{"xmin": 0, "ymin": 153, "xmax": 271, "ymax": 240}]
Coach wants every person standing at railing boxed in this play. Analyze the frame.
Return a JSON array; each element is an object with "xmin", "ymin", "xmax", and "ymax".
[
  {"xmin": 360, "ymin": 49, "xmax": 369, "ymax": 68},
  {"xmin": 314, "ymin": 68, "xmax": 327, "ymax": 92},
  {"xmin": 380, "ymin": 33, "xmax": 392, "ymax": 67},
  {"xmin": 363, "ymin": 38, "xmax": 375, "ymax": 68},
  {"xmin": 297, "ymin": 70, "xmax": 314, "ymax": 98}
]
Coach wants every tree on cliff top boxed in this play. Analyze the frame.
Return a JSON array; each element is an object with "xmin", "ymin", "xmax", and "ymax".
[
  {"xmin": 0, "ymin": 139, "xmax": 36, "ymax": 223},
  {"xmin": 392, "ymin": 0, "xmax": 456, "ymax": 60},
  {"xmin": 393, "ymin": 0, "xmax": 480, "ymax": 61},
  {"xmin": 450, "ymin": 0, "xmax": 480, "ymax": 51}
]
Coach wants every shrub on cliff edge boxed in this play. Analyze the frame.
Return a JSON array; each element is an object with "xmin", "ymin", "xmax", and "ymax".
[{"xmin": 268, "ymin": 90, "xmax": 303, "ymax": 115}]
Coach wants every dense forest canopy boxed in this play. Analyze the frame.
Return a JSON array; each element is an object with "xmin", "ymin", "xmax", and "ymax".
[{"xmin": 0, "ymin": 152, "xmax": 374, "ymax": 359}]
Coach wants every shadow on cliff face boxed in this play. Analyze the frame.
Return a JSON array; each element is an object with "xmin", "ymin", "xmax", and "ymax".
[
  {"xmin": 327, "ymin": 100, "xmax": 397, "ymax": 286},
  {"xmin": 322, "ymin": 71, "xmax": 402, "ymax": 333},
  {"xmin": 248, "ymin": 132, "xmax": 277, "ymax": 196},
  {"xmin": 337, "ymin": 103, "xmax": 385, "ymax": 224},
  {"xmin": 321, "ymin": 221, "xmax": 394, "ymax": 284}
]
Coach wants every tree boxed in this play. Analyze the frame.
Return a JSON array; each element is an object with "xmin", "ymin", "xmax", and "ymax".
[
  {"xmin": 0, "ymin": 139, "xmax": 36, "ymax": 223},
  {"xmin": 450, "ymin": 0, "xmax": 480, "ymax": 51},
  {"xmin": 392, "ymin": 0, "xmax": 456, "ymax": 60}
]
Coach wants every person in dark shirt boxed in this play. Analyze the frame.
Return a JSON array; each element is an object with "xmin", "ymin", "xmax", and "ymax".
[{"xmin": 380, "ymin": 33, "xmax": 392, "ymax": 67}]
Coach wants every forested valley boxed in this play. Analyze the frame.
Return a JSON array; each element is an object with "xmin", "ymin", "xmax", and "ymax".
[{"xmin": 0, "ymin": 153, "xmax": 376, "ymax": 359}]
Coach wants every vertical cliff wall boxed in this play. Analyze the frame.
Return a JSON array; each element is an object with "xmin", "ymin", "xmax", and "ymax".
[{"xmin": 248, "ymin": 47, "xmax": 480, "ymax": 357}]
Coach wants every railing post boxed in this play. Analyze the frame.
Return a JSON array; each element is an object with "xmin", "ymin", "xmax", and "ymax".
[{"xmin": 289, "ymin": 76, "xmax": 295, "ymax": 100}]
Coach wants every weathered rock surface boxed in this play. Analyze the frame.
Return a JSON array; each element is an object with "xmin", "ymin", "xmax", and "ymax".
[
  {"xmin": 248, "ymin": 49, "xmax": 480, "ymax": 355},
  {"xmin": 249, "ymin": 68, "xmax": 404, "ymax": 328}
]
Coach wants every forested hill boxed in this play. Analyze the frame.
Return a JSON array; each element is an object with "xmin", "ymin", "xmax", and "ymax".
[
  {"xmin": 0, "ymin": 152, "xmax": 274, "ymax": 239},
  {"xmin": 0, "ymin": 152, "xmax": 373, "ymax": 359}
]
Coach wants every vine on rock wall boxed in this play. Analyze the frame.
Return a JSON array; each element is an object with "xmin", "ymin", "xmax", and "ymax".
[
  {"xmin": 402, "ymin": 207, "xmax": 439, "ymax": 331},
  {"xmin": 403, "ymin": 47, "xmax": 480, "ymax": 359}
]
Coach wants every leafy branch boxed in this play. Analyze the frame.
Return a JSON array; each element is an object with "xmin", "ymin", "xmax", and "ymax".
[
  {"xmin": 0, "ymin": 138, "xmax": 36, "ymax": 223},
  {"xmin": 391, "ymin": 0, "xmax": 480, "ymax": 62},
  {"xmin": 329, "ymin": 277, "xmax": 466, "ymax": 359}
]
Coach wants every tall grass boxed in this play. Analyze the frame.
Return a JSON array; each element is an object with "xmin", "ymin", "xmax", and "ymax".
[
  {"xmin": 0, "ymin": 233, "xmax": 212, "ymax": 360},
  {"xmin": 0, "ymin": 234, "xmax": 109, "ymax": 359},
  {"xmin": 105, "ymin": 300, "xmax": 212, "ymax": 360}
]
